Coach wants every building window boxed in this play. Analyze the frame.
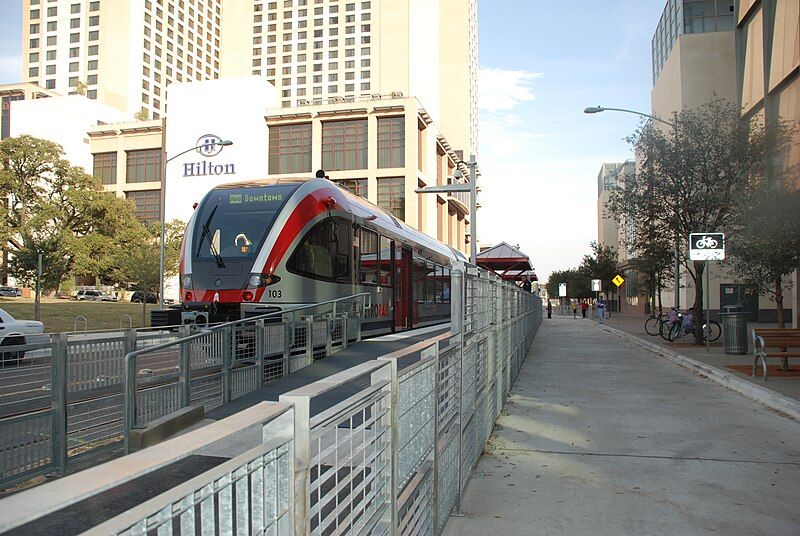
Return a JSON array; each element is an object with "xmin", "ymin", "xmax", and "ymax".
[
  {"xmin": 322, "ymin": 119, "xmax": 367, "ymax": 171},
  {"xmin": 125, "ymin": 149, "xmax": 162, "ymax": 183},
  {"xmin": 377, "ymin": 116, "xmax": 404, "ymax": 168},
  {"xmin": 268, "ymin": 123, "xmax": 312, "ymax": 174},
  {"xmin": 377, "ymin": 177, "xmax": 405, "ymax": 220},
  {"xmin": 92, "ymin": 152, "xmax": 117, "ymax": 185},
  {"xmin": 126, "ymin": 190, "xmax": 161, "ymax": 226},
  {"xmin": 334, "ymin": 178, "xmax": 367, "ymax": 198}
]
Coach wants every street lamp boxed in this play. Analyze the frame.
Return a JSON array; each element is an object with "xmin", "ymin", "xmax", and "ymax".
[
  {"xmin": 584, "ymin": 105, "xmax": 682, "ymax": 311},
  {"xmin": 415, "ymin": 155, "xmax": 479, "ymax": 264},
  {"xmin": 158, "ymin": 136, "xmax": 233, "ymax": 308}
]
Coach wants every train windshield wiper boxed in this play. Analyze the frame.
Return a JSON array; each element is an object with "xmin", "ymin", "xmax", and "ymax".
[{"xmin": 195, "ymin": 205, "xmax": 225, "ymax": 268}]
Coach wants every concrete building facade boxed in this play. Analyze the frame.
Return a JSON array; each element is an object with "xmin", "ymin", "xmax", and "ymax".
[
  {"xmin": 0, "ymin": 82, "xmax": 58, "ymax": 140},
  {"xmin": 735, "ymin": 0, "xmax": 800, "ymax": 327},
  {"xmin": 20, "ymin": 0, "xmax": 478, "ymax": 158}
]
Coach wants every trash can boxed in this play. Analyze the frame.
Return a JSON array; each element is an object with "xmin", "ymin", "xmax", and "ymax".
[{"xmin": 721, "ymin": 305, "xmax": 748, "ymax": 355}]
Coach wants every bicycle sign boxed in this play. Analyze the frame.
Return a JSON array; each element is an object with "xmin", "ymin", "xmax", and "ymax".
[{"xmin": 689, "ymin": 232, "xmax": 725, "ymax": 260}]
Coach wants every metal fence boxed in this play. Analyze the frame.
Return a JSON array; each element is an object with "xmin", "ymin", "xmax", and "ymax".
[
  {"xmin": 123, "ymin": 294, "xmax": 371, "ymax": 452},
  {"xmin": 0, "ymin": 326, "xmax": 183, "ymax": 488},
  {"xmin": 0, "ymin": 264, "xmax": 542, "ymax": 535}
]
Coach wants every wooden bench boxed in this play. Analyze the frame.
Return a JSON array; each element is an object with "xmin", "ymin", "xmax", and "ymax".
[{"xmin": 752, "ymin": 328, "xmax": 800, "ymax": 381}]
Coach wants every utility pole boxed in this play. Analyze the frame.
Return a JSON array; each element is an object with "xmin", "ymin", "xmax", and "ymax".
[
  {"xmin": 415, "ymin": 155, "xmax": 479, "ymax": 265},
  {"xmin": 35, "ymin": 251, "xmax": 42, "ymax": 321}
]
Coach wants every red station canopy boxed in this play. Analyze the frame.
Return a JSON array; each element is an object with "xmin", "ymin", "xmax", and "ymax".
[{"xmin": 476, "ymin": 242, "xmax": 537, "ymax": 282}]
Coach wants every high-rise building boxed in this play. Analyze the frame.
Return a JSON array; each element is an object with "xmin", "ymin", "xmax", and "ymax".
[
  {"xmin": 20, "ymin": 0, "xmax": 478, "ymax": 157},
  {"xmin": 651, "ymin": 0, "xmax": 737, "ymax": 118},
  {"xmin": 22, "ymin": 0, "xmax": 224, "ymax": 119},
  {"xmin": 735, "ymin": 0, "xmax": 799, "ymax": 327}
]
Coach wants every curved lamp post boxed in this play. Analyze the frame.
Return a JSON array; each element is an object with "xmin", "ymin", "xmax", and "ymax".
[
  {"xmin": 584, "ymin": 105, "xmax": 681, "ymax": 311},
  {"xmin": 158, "ymin": 139, "xmax": 233, "ymax": 308}
]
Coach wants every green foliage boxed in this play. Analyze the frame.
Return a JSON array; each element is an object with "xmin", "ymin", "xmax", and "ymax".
[
  {"xmin": 578, "ymin": 241, "xmax": 618, "ymax": 297},
  {"xmin": 134, "ymin": 108, "xmax": 149, "ymax": 121},
  {"xmin": 1, "ymin": 135, "xmax": 144, "ymax": 291},
  {"xmin": 606, "ymin": 98, "xmax": 797, "ymax": 341},
  {"xmin": 728, "ymin": 182, "xmax": 800, "ymax": 327}
]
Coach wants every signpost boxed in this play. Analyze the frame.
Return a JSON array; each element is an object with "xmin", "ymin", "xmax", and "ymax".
[{"xmin": 689, "ymin": 233, "xmax": 725, "ymax": 354}]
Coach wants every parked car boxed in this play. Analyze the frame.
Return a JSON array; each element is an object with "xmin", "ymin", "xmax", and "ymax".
[
  {"xmin": 0, "ymin": 286, "xmax": 22, "ymax": 297},
  {"xmin": 0, "ymin": 308, "xmax": 44, "ymax": 361},
  {"xmin": 77, "ymin": 289, "xmax": 117, "ymax": 301},
  {"xmin": 131, "ymin": 291, "xmax": 158, "ymax": 304}
]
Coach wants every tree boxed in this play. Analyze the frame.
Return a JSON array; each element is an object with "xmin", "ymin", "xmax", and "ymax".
[
  {"xmin": 1, "ymin": 136, "xmax": 141, "ymax": 291},
  {"xmin": 607, "ymin": 98, "xmax": 794, "ymax": 343},
  {"xmin": 579, "ymin": 241, "xmax": 619, "ymax": 300},
  {"xmin": 74, "ymin": 80, "xmax": 87, "ymax": 96},
  {"xmin": 107, "ymin": 220, "xmax": 185, "ymax": 325},
  {"xmin": 627, "ymin": 240, "xmax": 673, "ymax": 314},
  {"xmin": 546, "ymin": 268, "xmax": 591, "ymax": 301},
  {"xmin": 134, "ymin": 108, "xmax": 149, "ymax": 121},
  {"xmin": 729, "ymin": 183, "xmax": 800, "ymax": 368}
]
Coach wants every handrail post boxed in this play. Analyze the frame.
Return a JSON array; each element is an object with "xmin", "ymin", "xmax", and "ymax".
[
  {"xmin": 278, "ymin": 392, "xmax": 311, "ymax": 536},
  {"xmin": 341, "ymin": 314, "xmax": 348, "ymax": 349},
  {"xmin": 431, "ymin": 342, "xmax": 442, "ymax": 535},
  {"xmin": 223, "ymin": 326, "xmax": 233, "ymax": 404},
  {"xmin": 179, "ymin": 325, "xmax": 191, "ymax": 407},
  {"xmin": 283, "ymin": 319, "xmax": 292, "ymax": 375},
  {"xmin": 375, "ymin": 355, "xmax": 400, "ymax": 533},
  {"xmin": 325, "ymin": 317, "xmax": 333, "ymax": 357},
  {"xmin": 305, "ymin": 316, "xmax": 314, "ymax": 365},
  {"xmin": 51, "ymin": 333, "xmax": 68, "ymax": 474},
  {"xmin": 256, "ymin": 319, "xmax": 265, "ymax": 386},
  {"xmin": 123, "ymin": 348, "xmax": 137, "ymax": 454}
]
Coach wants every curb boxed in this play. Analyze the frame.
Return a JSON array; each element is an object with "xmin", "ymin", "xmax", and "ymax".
[{"xmin": 599, "ymin": 324, "xmax": 800, "ymax": 422}]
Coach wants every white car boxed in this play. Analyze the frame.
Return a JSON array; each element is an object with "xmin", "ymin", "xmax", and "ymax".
[
  {"xmin": 76, "ymin": 289, "xmax": 117, "ymax": 301},
  {"xmin": 0, "ymin": 308, "xmax": 45, "ymax": 361}
]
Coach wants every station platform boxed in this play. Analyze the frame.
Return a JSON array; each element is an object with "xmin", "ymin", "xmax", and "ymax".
[
  {"xmin": 6, "ymin": 323, "xmax": 450, "ymax": 536},
  {"xmin": 444, "ymin": 317, "xmax": 800, "ymax": 536}
]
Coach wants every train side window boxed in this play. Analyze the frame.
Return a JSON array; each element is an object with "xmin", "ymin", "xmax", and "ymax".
[
  {"xmin": 359, "ymin": 228, "xmax": 378, "ymax": 284},
  {"xmin": 287, "ymin": 218, "xmax": 352, "ymax": 283},
  {"xmin": 379, "ymin": 236, "xmax": 392, "ymax": 287},
  {"xmin": 413, "ymin": 256, "xmax": 426, "ymax": 302},
  {"xmin": 424, "ymin": 260, "xmax": 435, "ymax": 302}
]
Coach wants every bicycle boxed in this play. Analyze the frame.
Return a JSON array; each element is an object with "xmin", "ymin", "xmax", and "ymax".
[
  {"xmin": 644, "ymin": 312, "xmax": 668, "ymax": 336},
  {"xmin": 695, "ymin": 235, "xmax": 719, "ymax": 249},
  {"xmin": 666, "ymin": 311, "xmax": 721, "ymax": 343}
]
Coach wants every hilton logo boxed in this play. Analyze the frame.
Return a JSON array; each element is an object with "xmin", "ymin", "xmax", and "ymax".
[
  {"xmin": 196, "ymin": 134, "xmax": 225, "ymax": 157},
  {"xmin": 183, "ymin": 133, "xmax": 236, "ymax": 177}
]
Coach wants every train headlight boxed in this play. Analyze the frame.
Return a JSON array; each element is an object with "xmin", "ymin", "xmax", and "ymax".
[
  {"xmin": 249, "ymin": 274, "xmax": 262, "ymax": 287},
  {"xmin": 182, "ymin": 275, "xmax": 192, "ymax": 288}
]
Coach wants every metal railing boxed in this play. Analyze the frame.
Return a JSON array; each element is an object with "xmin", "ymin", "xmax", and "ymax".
[
  {"xmin": 0, "ymin": 326, "xmax": 186, "ymax": 488},
  {"xmin": 123, "ymin": 293, "xmax": 371, "ymax": 452},
  {"xmin": 0, "ymin": 264, "xmax": 543, "ymax": 535}
]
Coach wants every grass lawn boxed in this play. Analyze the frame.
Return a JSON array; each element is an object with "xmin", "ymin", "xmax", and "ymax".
[{"xmin": 0, "ymin": 298, "xmax": 159, "ymax": 333}]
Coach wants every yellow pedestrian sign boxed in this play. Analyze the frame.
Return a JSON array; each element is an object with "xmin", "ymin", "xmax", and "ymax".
[{"xmin": 612, "ymin": 274, "xmax": 625, "ymax": 287}]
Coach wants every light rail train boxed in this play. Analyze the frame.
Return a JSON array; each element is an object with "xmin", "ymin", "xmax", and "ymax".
[{"xmin": 178, "ymin": 174, "xmax": 466, "ymax": 335}]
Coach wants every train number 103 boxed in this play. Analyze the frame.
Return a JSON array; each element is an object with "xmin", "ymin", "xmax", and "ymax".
[{"xmin": 266, "ymin": 289, "xmax": 282, "ymax": 298}]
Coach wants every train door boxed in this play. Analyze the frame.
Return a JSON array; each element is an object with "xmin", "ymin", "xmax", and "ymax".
[{"xmin": 393, "ymin": 244, "xmax": 413, "ymax": 331}]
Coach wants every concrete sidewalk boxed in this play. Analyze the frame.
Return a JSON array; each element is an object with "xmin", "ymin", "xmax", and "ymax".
[
  {"xmin": 601, "ymin": 314, "xmax": 800, "ymax": 402},
  {"xmin": 444, "ymin": 317, "xmax": 800, "ymax": 536}
]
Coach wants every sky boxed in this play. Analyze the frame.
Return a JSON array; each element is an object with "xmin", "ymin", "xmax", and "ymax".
[{"xmin": 0, "ymin": 0, "xmax": 664, "ymax": 281}]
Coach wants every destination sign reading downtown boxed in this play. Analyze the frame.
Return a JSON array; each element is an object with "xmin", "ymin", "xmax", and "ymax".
[{"xmin": 229, "ymin": 193, "xmax": 284, "ymax": 204}]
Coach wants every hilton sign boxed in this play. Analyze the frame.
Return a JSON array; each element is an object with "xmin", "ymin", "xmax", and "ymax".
[{"xmin": 183, "ymin": 134, "xmax": 235, "ymax": 177}]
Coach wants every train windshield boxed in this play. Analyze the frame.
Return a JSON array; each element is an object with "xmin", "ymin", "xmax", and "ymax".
[{"xmin": 193, "ymin": 184, "xmax": 299, "ymax": 261}]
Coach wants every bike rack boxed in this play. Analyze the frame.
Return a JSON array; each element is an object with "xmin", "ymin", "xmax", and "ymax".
[
  {"xmin": 120, "ymin": 315, "xmax": 133, "ymax": 330},
  {"xmin": 73, "ymin": 315, "xmax": 88, "ymax": 334}
]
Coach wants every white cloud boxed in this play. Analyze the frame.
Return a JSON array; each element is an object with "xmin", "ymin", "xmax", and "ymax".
[
  {"xmin": 0, "ymin": 55, "xmax": 21, "ymax": 84},
  {"xmin": 479, "ymin": 68, "xmax": 541, "ymax": 112}
]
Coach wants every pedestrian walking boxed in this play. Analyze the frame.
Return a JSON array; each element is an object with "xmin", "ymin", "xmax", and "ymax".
[
  {"xmin": 547, "ymin": 301, "xmax": 552, "ymax": 319},
  {"xmin": 572, "ymin": 301, "xmax": 578, "ymax": 319},
  {"xmin": 597, "ymin": 297, "xmax": 606, "ymax": 324},
  {"xmin": 580, "ymin": 301, "xmax": 588, "ymax": 318}
]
